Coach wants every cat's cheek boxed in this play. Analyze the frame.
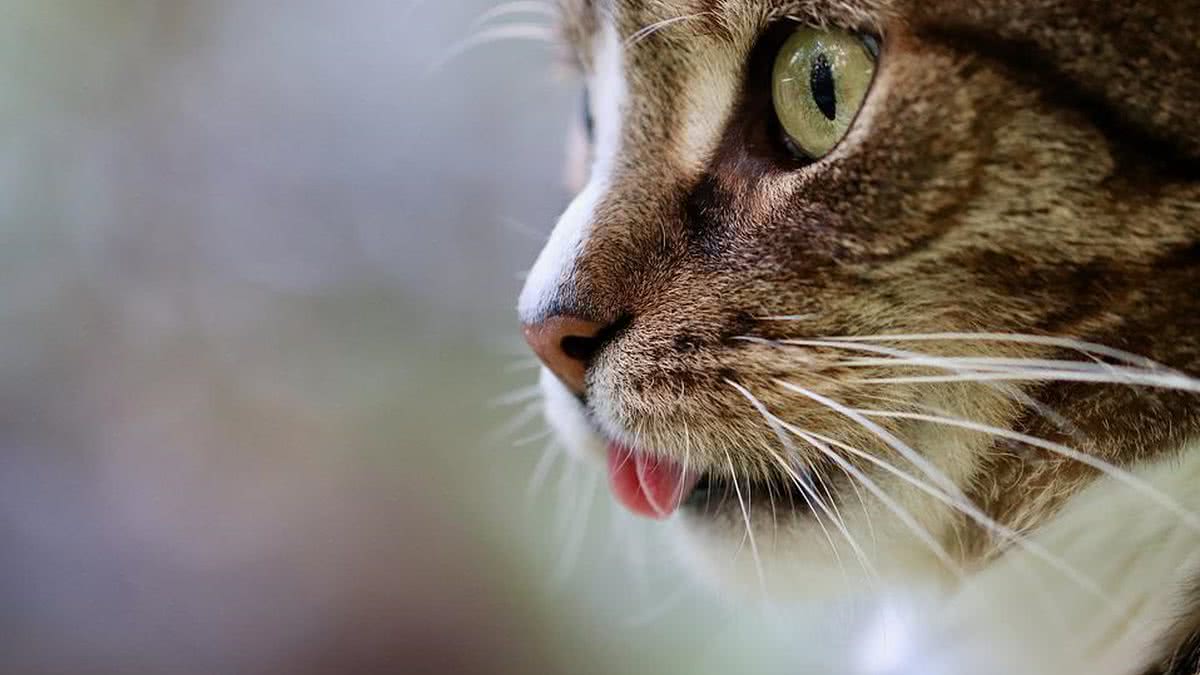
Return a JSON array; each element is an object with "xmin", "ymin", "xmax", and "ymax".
[{"xmin": 538, "ymin": 367, "xmax": 607, "ymax": 465}]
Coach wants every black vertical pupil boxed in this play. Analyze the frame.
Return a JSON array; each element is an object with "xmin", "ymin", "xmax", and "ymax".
[{"xmin": 810, "ymin": 52, "xmax": 837, "ymax": 121}]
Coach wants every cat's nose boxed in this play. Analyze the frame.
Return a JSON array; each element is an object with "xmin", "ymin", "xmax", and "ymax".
[{"xmin": 522, "ymin": 316, "xmax": 608, "ymax": 394}]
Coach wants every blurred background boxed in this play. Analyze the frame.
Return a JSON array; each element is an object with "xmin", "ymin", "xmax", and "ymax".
[{"xmin": 0, "ymin": 2, "xmax": 847, "ymax": 673}]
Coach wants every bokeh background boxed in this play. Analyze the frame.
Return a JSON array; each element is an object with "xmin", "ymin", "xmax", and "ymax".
[{"xmin": 1, "ymin": 2, "xmax": 850, "ymax": 673}]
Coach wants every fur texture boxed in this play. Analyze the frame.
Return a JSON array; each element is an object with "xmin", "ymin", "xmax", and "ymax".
[
  {"xmin": 519, "ymin": 0, "xmax": 1200, "ymax": 671},
  {"xmin": 861, "ymin": 441, "xmax": 1200, "ymax": 675}
]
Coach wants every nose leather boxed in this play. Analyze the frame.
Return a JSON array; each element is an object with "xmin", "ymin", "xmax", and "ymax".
[{"xmin": 522, "ymin": 316, "xmax": 607, "ymax": 394}]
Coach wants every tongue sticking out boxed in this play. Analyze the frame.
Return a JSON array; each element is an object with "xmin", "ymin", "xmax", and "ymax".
[{"xmin": 607, "ymin": 444, "xmax": 701, "ymax": 519}]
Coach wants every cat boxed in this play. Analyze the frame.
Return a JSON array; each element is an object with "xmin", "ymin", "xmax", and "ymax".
[{"xmin": 515, "ymin": 1, "xmax": 1200, "ymax": 673}]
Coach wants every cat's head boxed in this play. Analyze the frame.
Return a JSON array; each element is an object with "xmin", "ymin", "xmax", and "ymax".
[{"xmin": 518, "ymin": 0, "xmax": 1200, "ymax": 595}]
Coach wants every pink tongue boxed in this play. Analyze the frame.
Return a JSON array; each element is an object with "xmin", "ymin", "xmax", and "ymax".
[{"xmin": 607, "ymin": 444, "xmax": 700, "ymax": 519}]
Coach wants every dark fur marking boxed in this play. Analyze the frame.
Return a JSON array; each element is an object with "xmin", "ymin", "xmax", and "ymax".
[
  {"xmin": 920, "ymin": 25, "xmax": 1200, "ymax": 185},
  {"xmin": 674, "ymin": 333, "xmax": 703, "ymax": 353},
  {"xmin": 682, "ymin": 173, "xmax": 730, "ymax": 257},
  {"xmin": 1160, "ymin": 632, "xmax": 1200, "ymax": 675}
]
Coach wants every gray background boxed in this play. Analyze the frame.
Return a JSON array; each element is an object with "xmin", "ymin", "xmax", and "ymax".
[{"xmin": 0, "ymin": 2, "xmax": 843, "ymax": 673}]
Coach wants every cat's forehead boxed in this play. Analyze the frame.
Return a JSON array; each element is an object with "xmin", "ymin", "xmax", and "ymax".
[{"xmin": 558, "ymin": 0, "xmax": 890, "ymax": 62}]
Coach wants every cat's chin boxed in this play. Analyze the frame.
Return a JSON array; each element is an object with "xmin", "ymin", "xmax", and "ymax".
[
  {"xmin": 669, "ymin": 494, "xmax": 960, "ymax": 602},
  {"xmin": 536, "ymin": 367, "xmax": 960, "ymax": 601}
]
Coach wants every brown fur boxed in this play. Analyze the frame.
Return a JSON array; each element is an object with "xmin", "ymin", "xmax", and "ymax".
[{"xmin": 541, "ymin": 0, "xmax": 1200, "ymax": 666}]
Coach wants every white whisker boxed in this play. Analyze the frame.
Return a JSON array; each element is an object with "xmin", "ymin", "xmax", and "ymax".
[
  {"xmin": 488, "ymin": 384, "xmax": 543, "ymax": 408},
  {"xmin": 525, "ymin": 439, "xmax": 560, "ymax": 504},
  {"xmin": 772, "ymin": 382, "xmax": 1112, "ymax": 600},
  {"xmin": 852, "ymin": 369, "xmax": 1200, "ymax": 392},
  {"xmin": 835, "ymin": 356, "xmax": 1134, "ymax": 372},
  {"xmin": 428, "ymin": 24, "xmax": 556, "ymax": 74},
  {"xmin": 727, "ymin": 380, "xmax": 869, "ymax": 580},
  {"xmin": 625, "ymin": 13, "xmax": 705, "ymax": 46},
  {"xmin": 726, "ymin": 451, "xmax": 767, "ymax": 595},
  {"xmin": 486, "ymin": 400, "xmax": 543, "ymax": 444},
  {"xmin": 554, "ymin": 458, "xmax": 579, "ymax": 537},
  {"xmin": 623, "ymin": 582, "xmax": 693, "ymax": 628},
  {"xmin": 499, "ymin": 216, "xmax": 550, "ymax": 241},
  {"xmin": 756, "ymin": 335, "xmax": 1098, "ymax": 446},
  {"xmin": 782, "ymin": 422, "xmax": 963, "ymax": 577},
  {"xmin": 470, "ymin": 0, "xmax": 556, "ymax": 30},
  {"xmin": 859, "ymin": 409, "xmax": 1200, "ymax": 533},
  {"xmin": 775, "ymin": 380, "xmax": 966, "ymax": 500},
  {"xmin": 817, "ymin": 332, "xmax": 1173, "ymax": 371},
  {"xmin": 801, "ymin": 428, "xmax": 1112, "ymax": 602},
  {"xmin": 502, "ymin": 358, "xmax": 542, "ymax": 374},
  {"xmin": 512, "ymin": 427, "xmax": 554, "ymax": 448},
  {"xmin": 553, "ymin": 471, "xmax": 598, "ymax": 585}
]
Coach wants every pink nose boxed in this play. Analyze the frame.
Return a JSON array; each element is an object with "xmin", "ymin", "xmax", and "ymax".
[{"xmin": 522, "ymin": 316, "xmax": 608, "ymax": 395}]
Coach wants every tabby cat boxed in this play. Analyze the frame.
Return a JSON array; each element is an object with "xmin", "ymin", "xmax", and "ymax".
[{"xmin": 516, "ymin": 1, "xmax": 1200, "ymax": 673}]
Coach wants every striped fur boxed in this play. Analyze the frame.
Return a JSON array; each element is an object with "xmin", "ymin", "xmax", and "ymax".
[{"xmin": 521, "ymin": 1, "xmax": 1200, "ymax": 671}]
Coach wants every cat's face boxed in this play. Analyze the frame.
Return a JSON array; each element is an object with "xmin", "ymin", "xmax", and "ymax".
[{"xmin": 519, "ymin": 0, "xmax": 1200, "ymax": 595}]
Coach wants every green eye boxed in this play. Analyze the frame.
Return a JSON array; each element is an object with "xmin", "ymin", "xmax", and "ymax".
[{"xmin": 772, "ymin": 27, "xmax": 878, "ymax": 160}]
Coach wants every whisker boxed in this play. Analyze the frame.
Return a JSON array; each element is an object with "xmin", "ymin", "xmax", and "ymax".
[
  {"xmin": 817, "ymin": 332, "xmax": 1174, "ymax": 371},
  {"xmin": 625, "ymin": 13, "xmax": 705, "ymax": 46},
  {"xmin": 675, "ymin": 422, "xmax": 694, "ymax": 508},
  {"xmin": 755, "ymin": 335, "xmax": 1097, "ymax": 445},
  {"xmin": 815, "ymin": 461, "xmax": 859, "ymax": 558},
  {"xmin": 727, "ymin": 381, "xmax": 869, "ymax": 580},
  {"xmin": 834, "ymin": 356, "xmax": 1138, "ymax": 373},
  {"xmin": 772, "ymin": 382, "xmax": 1113, "ymax": 600},
  {"xmin": 623, "ymin": 582, "xmax": 693, "ymax": 628},
  {"xmin": 486, "ymin": 400, "xmax": 543, "ymax": 444},
  {"xmin": 768, "ymin": 335, "xmax": 1191, "ymax": 392},
  {"xmin": 499, "ymin": 216, "xmax": 550, "ymax": 241},
  {"xmin": 726, "ymin": 451, "xmax": 767, "ymax": 594},
  {"xmin": 781, "ymin": 422, "xmax": 963, "ymax": 578},
  {"xmin": 859, "ymin": 409, "xmax": 1200, "ymax": 533},
  {"xmin": 502, "ymin": 358, "xmax": 542, "ymax": 374},
  {"xmin": 554, "ymin": 458, "xmax": 579, "ymax": 537},
  {"xmin": 774, "ymin": 337, "xmax": 1165, "ymax": 385},
  {"xmin": 839, "ymin": 451, "xmax": 877, "ymax": 547},
  {"xmin": 765, "ymin": 474, "xmax": 780, "ymax": 546},
  {"xmin": 775, "ymin": 380, "xmax": 966, "ymax": 500},
  {"xmin": 427, "ymin": 23, "xmax": 556, "ymax": 74},
  {"xmin": 469, "ymin": 0, "xmax": 557, "ymax": 29},
  {"xmin": 770, "ymin": 441, "xmax": 864, "ymax": 580},
  {"xmin": 487, "ymin": 384, "xmax": 543, "ymax": 408},
  {"xmin": 525, "ymin": 439, "xmax": 560, "ymax": 504},
  {"xmin": 800, "ymin": 428, "xmax": 1113, "ymax": 602},
  {"xmin": 512, "ymin": 427, "xmax": 554, "ymax": 448},
  {"xmin": 851, "ymin": 369, "xmax": 1200, "ymax": 392},
  {"xmin": 553, "ymin": 471, "xmax": 598, "ymax": 585}
]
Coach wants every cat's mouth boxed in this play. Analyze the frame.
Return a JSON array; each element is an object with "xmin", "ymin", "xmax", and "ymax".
[{"xmin": 605, "ymin": 442, "xmax": 819, "ymax": 521}]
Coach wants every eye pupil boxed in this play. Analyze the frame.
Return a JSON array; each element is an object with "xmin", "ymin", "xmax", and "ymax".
[{"xmin": 809, "ymin": 52, "xmax": 837, "ymax": 121}]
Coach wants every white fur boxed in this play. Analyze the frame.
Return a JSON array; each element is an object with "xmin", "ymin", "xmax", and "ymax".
[
  {"xmin": 861, "ymin": 439, "xmax": 1200, "ymax": 675},
  {"xmin": 518, "ymin": 24, "xmax": 626, "ymax": 322},
  {"xmin": 539, "ymin": 367, "xmax": 607, "ymax": 464}
]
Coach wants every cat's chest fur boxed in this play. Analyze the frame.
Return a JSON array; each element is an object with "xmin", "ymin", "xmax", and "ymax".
[{"xmin": 876, "ymin": 439, "xmax": 1200, "ymax": 675}]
